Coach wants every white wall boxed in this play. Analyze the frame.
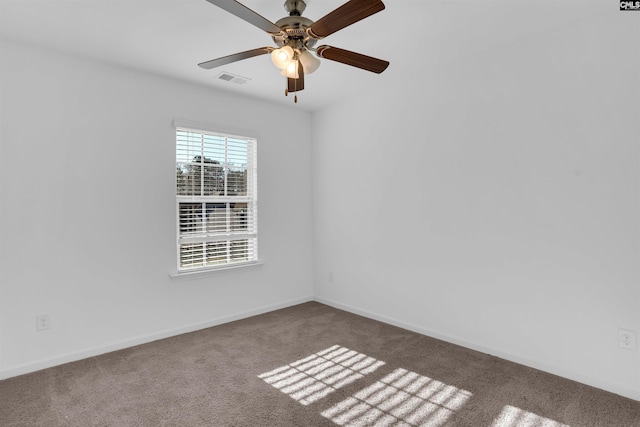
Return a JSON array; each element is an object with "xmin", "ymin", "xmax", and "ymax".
[
  {"xmin": 312, "ymin": 4, "xmax": 640, "ymax": 400},
  {"xmin": 0, "ymin": 40, "xmax": 314, "ymax": 377}
]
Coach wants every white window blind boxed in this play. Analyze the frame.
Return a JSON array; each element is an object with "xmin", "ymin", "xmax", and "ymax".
[{"xmin": 176, "ymin": 127, "xmax": 257, "ymax": 271}]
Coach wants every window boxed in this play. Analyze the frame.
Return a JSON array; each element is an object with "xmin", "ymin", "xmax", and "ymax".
[{"xmin": 175, "ymin": 124, "xmax": 257, "ymax": 271}]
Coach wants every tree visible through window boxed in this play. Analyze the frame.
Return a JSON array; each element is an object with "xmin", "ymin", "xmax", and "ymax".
[{"xmin": 175, "ymin": 127, "xmax": 257, "ymax": 271}]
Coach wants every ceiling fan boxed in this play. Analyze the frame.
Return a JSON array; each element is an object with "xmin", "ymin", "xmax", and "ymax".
[{"xmin": 198, "ymin": 0, "xmax": 389, "ymax": 103}]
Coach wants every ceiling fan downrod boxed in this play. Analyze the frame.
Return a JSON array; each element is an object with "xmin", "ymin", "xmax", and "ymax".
[{"xmin": 284, "ymin": 0, "xmax": 306, "ymax": 16}]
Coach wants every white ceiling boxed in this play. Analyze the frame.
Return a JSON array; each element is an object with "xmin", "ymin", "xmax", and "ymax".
[{"xmin": 0, "ymin": 0, "xmax": 606, "ymax": 112}]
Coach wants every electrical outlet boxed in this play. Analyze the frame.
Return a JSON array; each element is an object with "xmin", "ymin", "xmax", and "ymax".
[
  {"xmin": 618, "ymin": 329, "xmax": 636, "ymax": 350},
  {"xmin": 36, "ymin": 313, "xmax": 51, "ymax": 331}
]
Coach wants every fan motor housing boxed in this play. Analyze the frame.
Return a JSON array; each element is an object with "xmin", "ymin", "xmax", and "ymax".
[{"xmin": 272, "ymin": 16, "xmax": 317, "ymax": 48}]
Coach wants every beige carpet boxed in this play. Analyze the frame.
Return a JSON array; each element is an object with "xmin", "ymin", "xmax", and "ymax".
[{"xmin": 1, "ymin": 302, "xmax": 638, "ymax": 426}]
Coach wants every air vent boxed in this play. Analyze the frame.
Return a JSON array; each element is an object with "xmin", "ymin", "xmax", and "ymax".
[{"xmin": 217, "ymin": 72, "xmax": 251, "ymax": 85}]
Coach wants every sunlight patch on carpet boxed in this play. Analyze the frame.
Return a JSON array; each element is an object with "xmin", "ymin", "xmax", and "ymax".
[
  {"xmin": 258, "ymin": 345, "xmax": 385, "ymax": 405},
  {"xmin": 491, "ymin": 405, "xmax": 570, "ymax": 427},
  {"xmin": 320, "ymin": 368, "xmax": 472, "ymax": 427}
]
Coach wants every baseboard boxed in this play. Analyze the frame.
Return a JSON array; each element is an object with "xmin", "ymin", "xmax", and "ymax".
[
  {"xmin": 314, "ymin": 296, "xmax": 640, "ymax": 402},
  {"xmin": 3, "ymin": 294, "xmax": 637, "ymax": 402},
  {"xmin": 0, "ymin": 295, "xmax": 314, "ymax": 381}
]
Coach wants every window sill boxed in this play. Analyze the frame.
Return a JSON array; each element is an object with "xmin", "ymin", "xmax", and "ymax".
[{"xmin": 169, "ymin": 260, "xmax": 264, "ymax": 281}]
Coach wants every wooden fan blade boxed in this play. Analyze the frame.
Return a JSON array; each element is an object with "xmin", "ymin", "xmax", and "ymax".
[
  {"xmin": 308, "ymin": 0, "xmax": 385, "ymax": 39},
  {"xmin": 316, "ymin": 45, "xmax": 389, "ymax": 74},
  {"xmin": 287, "ymin": 63, "xmax": 305, "ymax": 93},
  {"xmin": 198, "ymin": 47, "xmax": 273, "ymax": 69},
  {"xmin": 204, "ymin": 0, "xmax": 282, "ymax": 35}
]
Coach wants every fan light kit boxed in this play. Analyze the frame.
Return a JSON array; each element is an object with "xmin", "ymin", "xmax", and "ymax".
[{"xmin": 199, "ymin": 0, "xmax": 389, "ymax": 103}]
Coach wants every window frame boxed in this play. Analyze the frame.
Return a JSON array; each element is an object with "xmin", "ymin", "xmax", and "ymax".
[{"xmin": 172, "ymin": 120, "xmax": 259, "ymax": 276}]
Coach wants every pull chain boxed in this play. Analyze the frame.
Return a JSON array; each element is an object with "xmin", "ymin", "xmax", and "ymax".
[{"xmin": 284, "ymin": 78, "xmax": 299, "ymax": 104}]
